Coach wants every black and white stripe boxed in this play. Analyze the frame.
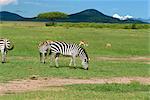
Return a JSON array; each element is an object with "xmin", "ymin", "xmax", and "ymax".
[
  {"xmin": 39, "ymin": 41, "xmax": 88, "ymax": 64},
  {"xmin": 0, "ymin": 38, "xmax": 14, "ymax": 63},
  {"xmin": 49, "ymin": 41, "xmax": 89, "ymax": 70}
]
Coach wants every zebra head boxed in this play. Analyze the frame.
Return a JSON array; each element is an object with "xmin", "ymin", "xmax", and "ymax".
[
  {"xmin": 38, "ymin": 40, "xmax": 52, "ymax": 63},
  {"xmin": 38, "ymin": 40, "xmax": 51, "ymax": 53},
  {"xmin": 79, "ymin": 48, "xmax": 89, "ymax": 70},
  {"xmin": 82, "ymin": 58, "xmax": 89, "ymax": 70}
]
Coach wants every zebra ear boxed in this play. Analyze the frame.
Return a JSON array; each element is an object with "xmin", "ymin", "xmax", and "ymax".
[{"xmin": 89, "ymin": 58, "xmax": 90, "ymax": 61}]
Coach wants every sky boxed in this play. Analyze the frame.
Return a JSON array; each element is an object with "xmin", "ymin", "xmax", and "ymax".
[{"xmin": 0, "ymin": 0, "xmax": 149, "ymax": 19}]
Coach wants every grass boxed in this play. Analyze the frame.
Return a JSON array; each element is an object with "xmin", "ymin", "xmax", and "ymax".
[
  {"xmin": 0, "ymin": 22, "xmax": 149, "ymax": 82},
  {"xmin": 0, "ymin": 59, "xmax": 149, "ymax": 82},
  {"xmin": 1, "ymin": 22, "xmax": 149, "ymax": 57},
  {"xmin": 67, "ymin": 82, "xmax": 150, "ymax": 92},
  {"xmin": 55, "ymin": 22, "xmax": 150, "ymax": 29},
  {"xmin": 0, "ymin": 21, "xmax": 149, "ymax": 100},
  {"xmin": 0, "ymin": 82, "xmax": 149, "ymax": 100}
]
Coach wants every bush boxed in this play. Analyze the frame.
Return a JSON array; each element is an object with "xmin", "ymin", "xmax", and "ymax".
[{"xmin": 45, "ymin": 22, "xmax": 55, "ymax": 26}]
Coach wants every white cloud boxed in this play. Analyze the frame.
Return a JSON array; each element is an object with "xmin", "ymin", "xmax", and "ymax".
[
  {"xmin": 113, "ymin": 14, "xmax": 122, "ymax": 20},
  {"xmin": 113, "ymin": 13, "xmax": 133, "ymax": 20},
  {"xmin": 0, "ymin": 0, "xmax": 17, "ymax": 5},
  {"xmin": 124, "ymin": 15, "xmax": 133, "ymax": 19}
]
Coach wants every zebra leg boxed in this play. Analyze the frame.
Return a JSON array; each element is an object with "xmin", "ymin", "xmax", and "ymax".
[
  {"xmin": 72, "ymin": 56, "xmax": 76, "ymax": 68},
  {"xmin": 55, "ymin": 53, "xmax": 60, "ymax": 68},
  {"xmin": 49, "ymin": 50, "xmax": 53, "ymax": 65},
  {"xmin": 1, "ymin": 53, "xmax": 4, "ymax": 63},
  {"xmin": 50, "ymin": 54, "xmax": 53, "ymax": 66},
  {"xmin": 40, "ymin": 52, "xmax": 42, "ymax": 63},
  {"xmin": 42, "ymin": 53, "xmax": 45, "ymax": 63},
  {"xmin": 69, "ymin": 57, "xmax": 73, "ymax": 66},
  {"xmin": 1, "ymin": 50, "xmax": 6, "ymax": 63},
  {"xmin": 4, "ymin": 51, "xmax": 7, "ymax": 63},
  {"xmin": 44, "ymin": 52, "xmax": 48, "ymax": 63}
]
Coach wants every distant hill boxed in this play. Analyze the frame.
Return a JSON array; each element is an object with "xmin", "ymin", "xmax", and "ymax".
[
  {"xmin": 135, "ymin": 18, "xmax": 150, "ymax": 23},
  {"xmin": 0, "ymin": 11, "xmax": 36, "ymax": 21},
  {"xmin": 0, "ymin": 9, "xmax": 144, "ymax": 23},
  {"xmin": 62, "ymin": 9, "xmax": 121, "ymax": 23},
  {"xmin": 0, "ymin": 11, "xmax": 25, "ymax": 21},
  {"xmin": 62, "ymin": 9, "xmax": 143, "ymax": 23}
]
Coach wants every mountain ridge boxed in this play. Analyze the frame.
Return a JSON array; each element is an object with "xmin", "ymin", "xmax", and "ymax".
[{"xmin": 0, "ymin": 9, "xmax": 144, "ymax": 23}]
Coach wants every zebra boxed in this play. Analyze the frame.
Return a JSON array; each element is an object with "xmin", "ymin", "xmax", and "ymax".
[
  {"xmin": 38, "ymin": 40, "xmax": 88, "ymax": 65},
  {"xmin": 49, "ymin": 41, "xmax": 89, "ymax": 70},
  {"xmin": 0, "ymin": 38, "xmax": 14, "ymax": 63}
]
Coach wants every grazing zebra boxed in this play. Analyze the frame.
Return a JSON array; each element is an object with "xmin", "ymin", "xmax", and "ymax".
[
  {"xmin": 38, "ymin": 40, "xmax": 52, "ymax": 63},
  {"xmin": 39, "ymin": 40, "xmax": 88, "ymax": 65},
  {"xmin": 49, "ymin": 41, "xmax": 89, "ymax": 70},
  {"xmin": 0, "ymin": 38, "xmax": 14, "ymax": 63}
]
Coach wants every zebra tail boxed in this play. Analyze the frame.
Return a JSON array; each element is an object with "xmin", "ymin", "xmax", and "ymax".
[{"xmin": 7, "ymin": 44, "xmax": 14, "ymax": 50}]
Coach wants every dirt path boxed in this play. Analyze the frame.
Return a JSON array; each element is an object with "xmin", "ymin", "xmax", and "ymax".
[
  {"xmin": 0, "ymin": 77, "xmax": 150, "ymax": 95},
  {"xmin": 95, "ymin": 56, "xmax": 150, "ymax": 61}
]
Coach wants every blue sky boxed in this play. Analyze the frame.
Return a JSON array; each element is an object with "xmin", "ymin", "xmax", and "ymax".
[{"xmin": 0, "ymin": 0, "xmax": 149, "ymax": 19}]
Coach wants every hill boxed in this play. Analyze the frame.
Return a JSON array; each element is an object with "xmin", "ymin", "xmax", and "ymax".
[
  {"xmin": 136, "ymin": 18, "xmax": 150, "ymax": 23},
  {"xmin": 62, "ymin": 9, "xmax": 120, "ymax": 23},
  {"xmin": 0, "ymin": 11, "xmax": 35, "ymax": 21},
  {"xmin": 61, "ymin": 9, "xmax": 143, "ymax": 23},
  {"xmin": 0, "ymin": 11, "xmax": 25, "ymax": 21},
  {"xmin": 0, "ymin": 9, "xmax": 144, "ymax": 23}
]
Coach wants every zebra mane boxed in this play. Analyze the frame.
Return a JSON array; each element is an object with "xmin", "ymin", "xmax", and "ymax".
[{"xmin": 79, "ymin": 47, "xmax": 89, "ymax": 61}]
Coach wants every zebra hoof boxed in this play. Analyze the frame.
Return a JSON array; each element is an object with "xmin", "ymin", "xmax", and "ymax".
[
  {"xmin": 2, "ymin": 62, "xmax": 5, "ymax": 64},
  {"xmin": 40, "ymin": 61, "xmax": 45, "ymax": 64},
  {"xmin": 84, "ymin": 68, "xmax": 88, "ymax": 70}
]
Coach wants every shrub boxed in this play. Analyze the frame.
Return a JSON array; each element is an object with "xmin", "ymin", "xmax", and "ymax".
[{"xmin": 45, "ymin": 22, "xmax": 55, "ymax": 26}]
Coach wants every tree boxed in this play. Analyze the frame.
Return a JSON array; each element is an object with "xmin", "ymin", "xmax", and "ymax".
[{"xmin": 37, "ymin": 12, "xmax": 67, "ymax": 26}]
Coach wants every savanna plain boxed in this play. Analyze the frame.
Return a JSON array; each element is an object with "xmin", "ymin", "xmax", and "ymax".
[{"xmin": 0, "ymin": 22, "xmax": 149, "ymax": 100}]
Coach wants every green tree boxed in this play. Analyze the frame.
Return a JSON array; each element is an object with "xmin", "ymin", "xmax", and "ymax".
[{"xmin": 37, "ymin": 12, "xmax": 67, "ymax": 26}]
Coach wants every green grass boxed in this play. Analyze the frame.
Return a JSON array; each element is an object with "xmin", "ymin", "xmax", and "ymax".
[
  {"xmin": 1, "ymin": 22, "xmax": 149, "ymax": 57},
  {"xmin": 0, "ymin": 21, "xmax": 149, "ymax": 100},
  {"xmin": 0, "ymin": 83, "xmax": 149, "ymax": 100},
  {"xmin": 55, "ymin": 22, "xmax": 150, "ymax": 29},
  {"xmin": 0, "ymin": 59, "xmax": 149, "ymax": 82},
  {"xmin": 0, "ymin": 22, "xmax": 149, "ymax": 82},
  {"xmin": 67, "ymin": 82, "xmax": 150, "ymax": 92}
]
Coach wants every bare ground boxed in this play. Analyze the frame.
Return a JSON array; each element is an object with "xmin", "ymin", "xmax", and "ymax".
[
  {"xmin": 95, "ymin": 56, "xmax": 150, "ymax": 61},
  {"xmin": 10, "ymin": 56, "xmax": 150, "ymax": 61},
  {"xmin": 0, "ymin": 77, "xmax": 150, "ymax": 95}
]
